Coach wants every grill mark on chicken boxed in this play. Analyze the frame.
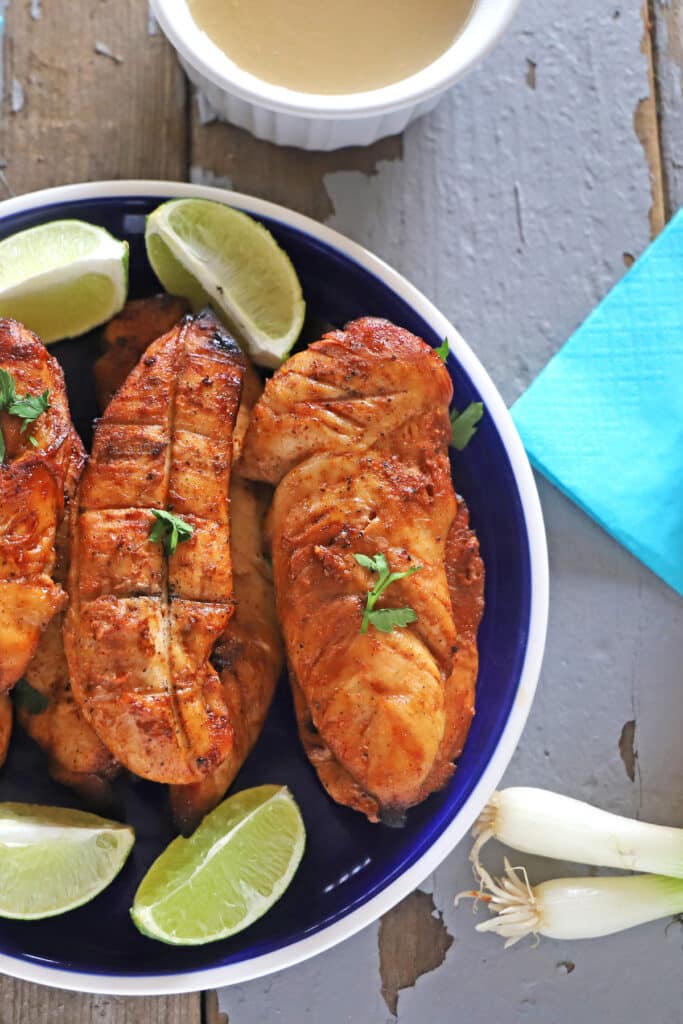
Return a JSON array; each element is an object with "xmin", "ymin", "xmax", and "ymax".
[{"xmin": 65, "ymin": 312, "xmax": 245, "ymax": 785}]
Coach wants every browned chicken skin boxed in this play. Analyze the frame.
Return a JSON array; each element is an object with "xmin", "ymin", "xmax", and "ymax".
[
  {"xmin": 241, "ymin": 317, "xmax": 484, "ymax": 821},
  {"xmin": 65, "ymin": 311, "xmax": 246, "ymax": 785},
  {"xmin": 0, "ymin": 319, "xmax": 76, "ymax": 692},
  {"xmin": 18, "ymin": 428, "xmax": 120, "ymax": 803},
  {"xmin": 94, "ymin": 295, "xmax": 190, "ymax": 411}
]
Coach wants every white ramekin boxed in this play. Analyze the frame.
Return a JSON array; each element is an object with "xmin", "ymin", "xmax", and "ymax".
[{"xmin": 150, "ymin": 0, "xmax": 521, "ymax": 151}]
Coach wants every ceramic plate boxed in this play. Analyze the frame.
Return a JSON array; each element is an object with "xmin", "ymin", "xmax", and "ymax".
[{"xmin": 0, "ymin": 182, "xmax": 548, "ymax": 994}]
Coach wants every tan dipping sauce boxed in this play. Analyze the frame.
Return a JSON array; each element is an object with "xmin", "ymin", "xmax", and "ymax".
[{"xmin": 188, "ymin": 0, "xmax": 475, "ymax": 94}]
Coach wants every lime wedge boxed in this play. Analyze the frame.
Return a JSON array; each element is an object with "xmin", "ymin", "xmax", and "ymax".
[
  {"xmin": 131, "ymin": 785, "xmax": 305, "ymax": 945},
  {"xmin": 0, "ymin": 220, "xmax": 129, "ymax": 343},
  {"xmin": 0, "ymin": 803, "xmax": 134, "ymax": 919},
  {"xmin": 145, "ymin": 199, "xmax": 305, "ymax": 368}
]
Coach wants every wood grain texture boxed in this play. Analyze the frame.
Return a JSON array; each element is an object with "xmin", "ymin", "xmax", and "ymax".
[
  {"xmin": 637, "ymin": 2, "xmax": 666, "ymax": 234},
  {"xmin": 0, "ymin": 977, "xmax": 201, "ymax": 1024},
  {"xmin": 189, "ymin": 103, "xmax": 403, "ymax": 221},
  {"xmin": 0, "ymin": 0, "xmax": 187, "ymax": 196},
  {"xmin": 651, "ymin": 0, "xmax": 683, "ymax": 211}
]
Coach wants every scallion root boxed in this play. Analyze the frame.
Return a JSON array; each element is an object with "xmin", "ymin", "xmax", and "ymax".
[{"xmin": 457, "ymin": 857, "xmax": 542, "ymax": 947}]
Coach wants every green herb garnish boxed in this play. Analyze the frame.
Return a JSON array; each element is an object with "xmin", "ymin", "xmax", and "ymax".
[
  {"xmin": 353, "ymin": 552, "xmax": 422, "ymax": 634},
  {"xmin": 0, "ymin": 369, "xmax": 16, "ymax": 408},
  {"xmin": 149, "ymin": 509, "xmax": 194, "ymax": 556},
  {"xmin": 435, "ymin": 338, "xmax": 449, "ymax": 362},
  {"xmin": 13, "ymin": 678, "xmax": 49, "ymax": 715},
  {"xmin": 450, "ymin": 402, "xmax": 484, "ymax": 451},
  {"xmin": 0, "ymin": 369, "xmax": 51, "ymax": 462},
  {"xmin": 9, "ymin": 390, "xmax": 51, "ymax": 433}
]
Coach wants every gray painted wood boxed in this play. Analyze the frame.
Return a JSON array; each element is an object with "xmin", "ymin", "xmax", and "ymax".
[
  {"xmin": 653, "ymin": 0, "xmax": 683, "ymax": 211},
  {"xmin": 217, "ymin": 0, "xmax": 683, "ymax": 1020}
]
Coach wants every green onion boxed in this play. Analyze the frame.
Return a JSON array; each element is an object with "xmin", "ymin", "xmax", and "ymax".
[
  {"xmin": 458, "ymin": 859, "xmax": 683, "ymax": 945},
  {"xmin": 472, "ymin": 787, "xmax": 683, "ymax": 878}
]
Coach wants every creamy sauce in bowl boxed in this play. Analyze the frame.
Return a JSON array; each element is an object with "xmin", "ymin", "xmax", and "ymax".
[{"xmin": 188, "ymin": 0, "xmax": 476, "ymax": 95}]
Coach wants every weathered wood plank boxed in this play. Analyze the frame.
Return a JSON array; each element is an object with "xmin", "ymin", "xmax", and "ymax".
[
  {"xmin": 0, "ymin": 977, "xmax": 201, "ymax": 1024},
  {"xmin": 0, "ymin": 0, "xmax": 187, "ymax": 196},
  {"xmin": 651, "ymin": 0, "xmax": 683, "ymax": 211}
]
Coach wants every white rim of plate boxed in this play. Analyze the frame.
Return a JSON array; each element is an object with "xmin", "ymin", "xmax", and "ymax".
[{"xmin": 0, "ymin": 181, "xmax": 549, "ymax": 996}]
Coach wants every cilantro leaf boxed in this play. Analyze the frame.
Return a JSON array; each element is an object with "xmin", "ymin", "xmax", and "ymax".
[
  {"xmin": 354, "ymin": 551, "xmax": 422, "ymax": 634},
  {"xmin": 435, "ymin": 338, "xmax": 449, "ymax": 362},
  {"xmin": 366, "ymin": 607, "xmax": 418, "ymax": 633},
  {"xmin": 0, "ymin": 371, "xmax": 51, "ymax": 461},
  {"xmin": 353, "ymin": 552, "xmax": 389, "ymax": 577},
  {"xmin": 13, "ymin": 678, "xmax": 49, "ymax": 715},
  {"xmin": 149, "ymin": 509, "xmax": 194, "ymax": 556},
  {"xmin": 450, "ymin": 402, "xmax": 484, "ymax": 451},
  {"xmin": 8, "ymin": 389, "xmax": 50, "ymax": 433},
  {"xmin": 0, "ymin": 369, "xmax": 16, "ymax": 408}
]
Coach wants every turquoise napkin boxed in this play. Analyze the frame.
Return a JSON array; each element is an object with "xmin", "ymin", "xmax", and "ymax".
[{"xmin": 511, "ymin": 210, "xmax": 683, "ymax": 597}]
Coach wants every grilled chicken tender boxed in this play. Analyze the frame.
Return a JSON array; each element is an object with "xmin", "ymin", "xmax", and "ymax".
[
  {"xmin": 0, "ymin": 319, "xmax": 77, "ymax": 691},
  {"xmin": 91, "ymin": 310, "xmax": 281, "ymax": 828},
  {"xmin": 169, "ymin": 475, "xmax": 283, "ymax": 833},
  {"xmin": 65, "ymin": 311, "xmax": 246, "ymax": 785},
  {"xmin": 94, "ymin": 295, "xmax": 190, "ymax": 411},
  {"xmin": 18, "ymin": 429, "xmax": 120, "ymax": 803},
  {"xmin": 241, "ymin": 317, "xmax": 484, "ymax": 821}
]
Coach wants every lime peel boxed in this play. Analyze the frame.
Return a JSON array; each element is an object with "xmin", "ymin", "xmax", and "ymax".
[
  {"xmin": 0, "ymin": 803, "xmax": 134, "ymax": 920},
  {"xmin": 131, "ymin": 784, "xmax": 306, "ymax": 945},
  {"xmin": 0, "ymin": 220, "xmax": 129, "ymax": 344},
  {"xmin": 145, "ymin": 199, "xmax": 305, "ymax": 368}
]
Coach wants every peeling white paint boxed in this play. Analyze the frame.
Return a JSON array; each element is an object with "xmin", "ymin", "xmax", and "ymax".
[
  {"xmin": 190, "ymin": 166, "xmax": 233, "ymax": 191},
  {"xmin": 147, "ymin": 2, "xmax": 159, "ymax": 35},
  {"xmin": 94, "ymin": 41, "xmax": 124, "ymax": 65},
  {"xmin": 10, "ymin": 76, "xmax": 23, "ymax": 112},
  {"xmin": 0, "ymin": 0, "xmax": 11, "ymax": 106}
]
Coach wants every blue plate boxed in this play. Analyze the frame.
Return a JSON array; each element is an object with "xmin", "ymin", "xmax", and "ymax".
[{"xmin": 0, "ymin": 183, "xmax": 548, "ymax": 994}]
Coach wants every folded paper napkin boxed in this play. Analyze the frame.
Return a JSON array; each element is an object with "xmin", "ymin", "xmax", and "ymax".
[{"xmin": 512, "ymin": 209, "xmax": 683, "ymax": 597}]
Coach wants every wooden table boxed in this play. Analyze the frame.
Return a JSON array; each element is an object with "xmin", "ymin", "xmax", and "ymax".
[{"xmin": 1, "ymin": 1, "xmax": 682, "ymax": 1021}]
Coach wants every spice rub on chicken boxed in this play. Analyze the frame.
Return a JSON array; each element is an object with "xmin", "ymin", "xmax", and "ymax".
[
  {"xmin": 241, "ymin": 317, "xmax": 484, "ymax": 822},
  {"xmin": 0, "ymin": 318, "xmax": 79, "ymax": 692},
  {"xmin": 64, "ymin": 311, "xmax": 246, "ymax": 785}
]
